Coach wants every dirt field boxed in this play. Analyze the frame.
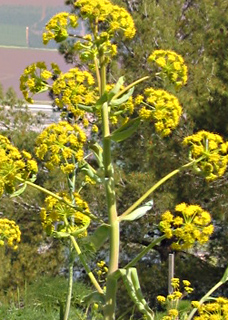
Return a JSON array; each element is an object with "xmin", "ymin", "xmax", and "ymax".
[
  {"xmin": 0, "ymin": 47, "xmax": 73, "ymax": 101},
  {"xmin": 0, "ymin": 0, "xmax": 65, "ymax": 6}
]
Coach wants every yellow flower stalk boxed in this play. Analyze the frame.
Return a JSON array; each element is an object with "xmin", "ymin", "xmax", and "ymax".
[
  {"xmin": 0, "ymin": 218, "xmax": 21, "ymax": 250},
  {"xmin": 40, "ymin": 192, "xmax": 90, "ymax": 237},
  {"xmin": 183, "ymin": 130, "xmax": 228, "ymax": 180},
  {"xmin": 159, "ymin": 203, "xmax": 213, "ymax": 249},
  {"xmin": 43, "ymin": 12, "xmax": 78, "ymax": 44},
  {"xmin": 35, "ymin": 121, "xmax": 86, "ymax": 173},
  {"xmin": 0, "ymin": 135, "xmax": 38, "ymax": 195},
  {"xmin": 138, "ymin": 88, "xmax": 182, "ymax": 136},
  {"xmin": 148, "ymin": 49, "xmax": 188, "ymax": 88}
]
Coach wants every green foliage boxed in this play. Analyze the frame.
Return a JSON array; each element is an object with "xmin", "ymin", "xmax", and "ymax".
[
  {"xmin": 0, "ymin": 86, "xmax": 47, "ymax": 136},
  {"xmin": 0, "ymin": 188, "xmax": 64, "ymax": 302},
  {"xmin": 0, "ymin": 88, "xmax": 65, "ymax": 301},
  {"xmin": 0, "ymin": 276, "xmax": 92, "ymax": 320}
]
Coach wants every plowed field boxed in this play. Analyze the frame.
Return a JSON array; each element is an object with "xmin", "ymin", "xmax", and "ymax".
[
  {"xmin": 0, "ymin": 47, "xmax": 73, "ymax": 101},
  {"xmin": 0, "ymin": 0, "xmax": 64, "ymax": 6}
]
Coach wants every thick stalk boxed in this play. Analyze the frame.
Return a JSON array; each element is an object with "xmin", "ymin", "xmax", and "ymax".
[
  {"xmin": 94, "ymin": 56, "xmax": 101, "ymax": 95},
  {"xmin": 99, "ymin": 53, "xmax": 119, "ymax": 320}
]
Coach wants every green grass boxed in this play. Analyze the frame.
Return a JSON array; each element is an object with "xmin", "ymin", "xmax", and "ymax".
[
  {"xmin": 0, "ymin": 5, "xmax": 84, "ymax": 48},
  {"xmin": 0, "ymin": 276, "xmax": 92, "ymax": 320},
  {"xmin": 0, "ymin": 5, "xmax": 41, "ymax": 27},
  {"xmin": 0, "ymin": 24, "xmax": 27, "ymax": 47},
  {"xmin": 0, "ymin": 5, "xmax": 63, "ymax": 49}
]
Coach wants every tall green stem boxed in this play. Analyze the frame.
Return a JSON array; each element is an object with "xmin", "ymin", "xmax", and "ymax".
[
  {"xmin": 94, "ymin": 57, "xmax": 101, "ymax": 95},
  {"xmin": 63, "ymin": 173, "xmax": 76, "ymax": 320},
  {"xmin": 99, "ymin": 52, "xmax": 119, "ymax": 320},
  {"xmin": 63, "ymin": 244, "xmax": 74, "ymax": 320}
]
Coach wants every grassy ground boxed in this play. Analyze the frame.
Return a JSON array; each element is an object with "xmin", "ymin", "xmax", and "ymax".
[
  {"xmin": 0, "ymin": 24, "xmax": 27, "ymax": 47},
  {"xmin": 0, "ymin": 5, "xmax": 41, "ymax": 26},
  {"xmin": 0, "ymin": 276, "xmax": 92, "ymax": 320},
  {"xmin": 0, "ymin": 5, "xmax": 65, "ymax": 48}
]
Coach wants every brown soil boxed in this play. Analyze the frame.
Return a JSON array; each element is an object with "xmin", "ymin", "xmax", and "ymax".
[{"xmin": 0, "ymin": 47, "xmax": 73, "ymax": 101}]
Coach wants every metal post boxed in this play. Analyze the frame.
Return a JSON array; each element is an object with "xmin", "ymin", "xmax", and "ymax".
[
  {"xmin": 168, "ymin": 253, "xmax": 175, "ymax": 294},
  {"xmin": 26, "ymin": 27, "xmax": 29, "ymax": 47}
]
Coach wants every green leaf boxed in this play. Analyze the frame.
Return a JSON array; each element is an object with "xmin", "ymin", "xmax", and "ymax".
[
  {"xmin": 87, "ymin": 224, "xmax": 110, "ymax": 251},
  {"xmin": 110, "ymin": 87, "xmax": 134, "ymax": 106},
  {"xmin": 80, "ymin": 162, "xmax": 102, "ymax": 183},
  {"xmin": 95, "ymin": 92, "xmax": 109, "ymax": 107},
  {"xmin": 77, "ymin": 103, "xmax": 93, "ymax": 112},
  {"xmin": 121, "ymin": 200, "xmax": 153, "ymax": 221},
  {"xmin": 70, "ymin": 224, "xmax": 89, "ymax": 237},
  {"xmin": 118, "ymin": 268, "xmax": 154, "ymax": 320},
  {"xmin": 29, "ymin": 174, "xmax": 37, "ymax": 183},
  {"xmin": 221, "ymin": 265, "xmax": 228, "ymax": 283},
  {"xmin": 55, "ymin": 29, "xmax": 68, "ymax": 43},
  {"xmin": 54, "ymin": 231, "xmax": 70, "ymax": 238},
  {"xmin": 108, "ymin": 76, "xmax": 125, "ymax": 99},
  {"xmin": 81, "ymin": 291, "xmax": 105, "ymax": 306},
  {"xmin": 89, "ymin": 142, "xmax": 103, "ymax": 168},
  {"xmin": 10, "ymin": 183, "xmax": 27, "ymax": 198},
  {"xmin": 109, "ymin": 118, "xmax": 140, "ymax": 142}
]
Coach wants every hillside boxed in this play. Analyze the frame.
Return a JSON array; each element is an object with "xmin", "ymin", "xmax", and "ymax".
[{"xmin": 0, "ymin": 2, "xmax": 68, "ymax": 48}]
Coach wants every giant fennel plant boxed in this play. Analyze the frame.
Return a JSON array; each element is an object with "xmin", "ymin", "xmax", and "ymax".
[{"xmin": 1, "ymin": 0, "xmax": 228, "ymax": 319}]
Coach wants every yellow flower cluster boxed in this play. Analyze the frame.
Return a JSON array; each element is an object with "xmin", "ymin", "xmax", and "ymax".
[
  {"xmin": 20, "ymin": 62, "xmax": 61, "ymax": 103},
  {"xmin": 192, "ymin": 297, "xmax": 228, "ymax": 320},
  {"xmin": 157, "ymin": 278, "xmax": 193, "ymax": 320},
  {"xmin": 52, "ymin": 68, "xmax": 95, "ymax": 118},
  {"xmin": 35, "ymin": 121, "xmax": 86, "ymax": 173},
  {"xmin": 183, "ymin": 131, "xmax": 228, "ymax": 181},
  {"xmin": 138, "ymin": 88, "xmax": 182, "ymax": 136},
  {"xmin": 40, "ymin": 192, "xmax": 90, "ymax": 237},
  {"xmin": 148, "ymin": 50, "xmax": 188, "ymax": 88},
  {"xmin": 0, "ymin": 218, "xmax": 21, "ymax": 250},
  {"xmin": 0, "ymin": 135, "xmax": 38, "ymax": 196},
  {"xmin": 43, "ymin": 12, "xmax": 78, "ymax": 44},
  {"xmin": 95, "ymin": 260, "xmax": 108, "ymax": 282},
  {"xmin": 75, "ymin": 0, "xmax": 136, "ymax": 39},
  {"xmin": 159, "ymin": 203, "xmax": 214, "ymax": 250},
  {"xmin": 170, "ymin": 278, "xmax": 193, "ymax": 294},
  {"xmin": 41, "ymin": 1, "xmax": 135, "ymax": 63}
]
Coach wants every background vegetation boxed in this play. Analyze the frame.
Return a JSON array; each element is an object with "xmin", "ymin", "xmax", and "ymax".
[{"xmin": 1, "ymin": 0, "xmax": 228, "ymax": 318}]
